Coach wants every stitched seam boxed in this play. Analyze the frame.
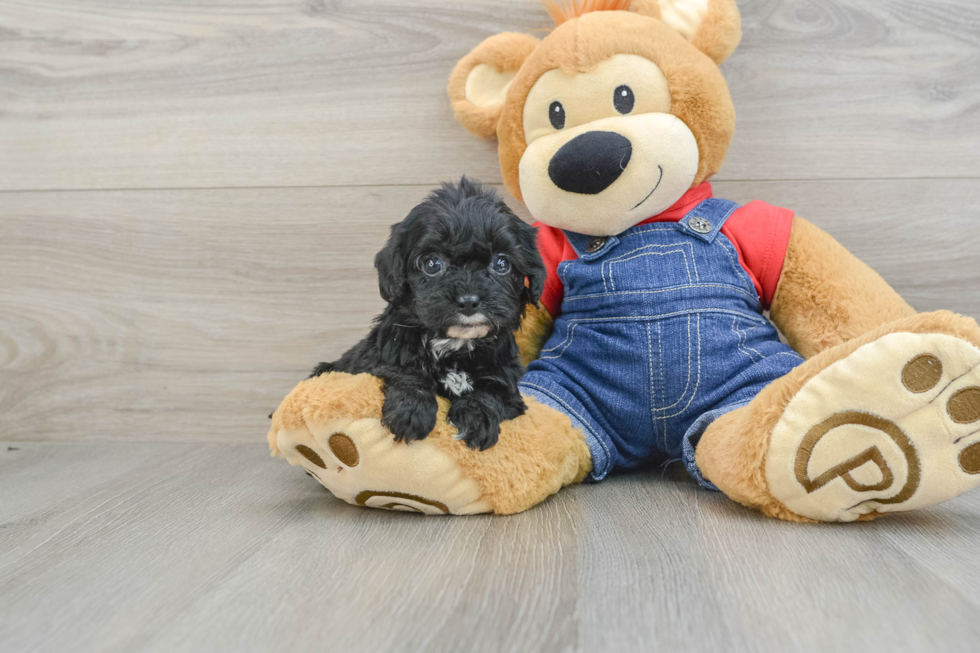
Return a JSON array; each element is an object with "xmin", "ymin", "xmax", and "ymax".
[
  {"xmin": 646, "ymin": 323, "xmax": 657, "ymax": 446},
  {"xmin": 540, "ymin": 322, "xmax": 578, "ymax": 359},
  {"xmin": 607, "ymin": 249, "xmax": 693, "ymax": 292},
  {"xmin": 769, "ymin": 351, "xmax": 805, "ymax": 360},
  {"xmin": 603, "ymin": 241, "xmax": 694, "ymax": 261},
  {"xmin": 558, "ymin": 260, "xmax": 570, "ymax": 290},
  {"xmin": 658, "ymin": 321, "xmax": 666, "ymax": 448},
  {"xmin": 731, "ymin": 315, "xmax": 752, "ymax": 362},
  {"xmin": 520, "ymin": 381, "xmax": 611, "ymax": 463},
  {"xmin": 650, "ymin": 315, "xmax": 695, "ymax": 414},
  {"xmin": 604, "ymin": 242, "xmax": 696, "ymax": 267},
  {"xmin": 625, "ymin": 225, "xmax": 678, "ymax": 236},
  {"xmin": 651, "ymin": 314, "xmax": 702, "ymax": 418},
  {"xmin": 732, "ymin": 317, "xmax": 759, "ymax": 363},
  {"xmin": 601, "ymin": 243, "xmax": 695, "ymax": 292},
  {"xmin": 622, "ymin": 201, "xmax": 737, "ymax": 238},
  {"xmin": 716, "ymin": 234, "xmax": 758, "ymax": 298},
  {"xmin": 544, "ymin": 308, "xmax": 770, "ymax": 326},
  {"xmin": 561, "ymin": 283, "xmax": 759, "ymax": 303},
  {"xmin": 731, "ymin": 315, "xmax": 764, "ymax": 362}
]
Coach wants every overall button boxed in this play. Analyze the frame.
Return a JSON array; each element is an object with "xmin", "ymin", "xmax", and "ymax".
[
  {"xmin": 586, "ymin": 236, "xmax": 608, "ymax": 253},
  {"xmin": 689, "ymin": 217, "xmax": 712, "ymax": 234}
]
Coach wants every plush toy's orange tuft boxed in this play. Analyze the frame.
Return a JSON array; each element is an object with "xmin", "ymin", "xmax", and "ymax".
[{"xmin": 543, "ymin": 0, "xmax": 632, "ymax": 25}]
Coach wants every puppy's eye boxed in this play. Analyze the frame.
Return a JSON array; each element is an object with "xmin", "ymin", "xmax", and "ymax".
[
  {"xmin": 549, "ymin": 101, "xmax": 565, "ymax": 130},
  {"xmin": 419, "ymin": 255, "xmax": 444, "ymax": 277},
  {"xmin": 614, "ymin": 85, "xmax": 634, "ymax": 114},
  {"xmin": 489, "ymin": 254, "xmax": 511, "ymax": 275}
]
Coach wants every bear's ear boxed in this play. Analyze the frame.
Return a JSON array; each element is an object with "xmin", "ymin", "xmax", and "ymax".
[
  {"xmin": 448, "ymin": 32, "xmax": 540, "ymax": 139},
  {"xmin": 634, "ymin": 0, "xmax": 742, "ymax": 65}
]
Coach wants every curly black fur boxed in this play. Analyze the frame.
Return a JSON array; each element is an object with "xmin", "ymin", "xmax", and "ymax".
[{"xmin": 311, "ymin": 177, "xmax": 546, "ymax": 450}]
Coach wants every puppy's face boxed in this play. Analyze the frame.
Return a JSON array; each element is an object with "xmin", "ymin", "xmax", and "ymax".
[{"xmin": 375, "ymin": 179, "xmax": 545, "ymax": 340}]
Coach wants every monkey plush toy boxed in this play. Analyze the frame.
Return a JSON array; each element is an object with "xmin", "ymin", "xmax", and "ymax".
[{"xmin": 268, "ymin": 0, "xmax": 980, "ymax": 522}]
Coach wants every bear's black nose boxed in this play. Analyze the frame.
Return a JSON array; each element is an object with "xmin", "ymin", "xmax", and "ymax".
[
  {"xmin": 548, "ymin": 131, "xmax": 632, "ymax": 195},
  {"xmin": 456, "ymin": 294, "xmax": 481, "ymax": 315}
]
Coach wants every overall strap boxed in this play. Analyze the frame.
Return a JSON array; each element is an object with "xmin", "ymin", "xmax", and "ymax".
[
  {"xmin": 561, "ymin": 230, "xmax": 621, "ymax": 260},
  {"xmin": 561, "ymin": 197, "xmax": 742, "ymax": 256},
  {"xmin": 676, "ymin": 198, "xmax": 741, "ymax": 244}
]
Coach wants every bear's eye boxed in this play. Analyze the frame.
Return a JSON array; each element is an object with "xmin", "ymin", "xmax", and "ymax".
[
  {"xmin": 489, "ymin": 254, "xmax": 511, "ymax": 275},
  {"xmin": 419, "ymin": 254, "xmax": 444, "ymax": 277},
  {"xmin": 614, "ymin": 85, "xmax": 635, "ymax": 114},
  {"xmin": 549, "ymin": 101, "xmax": 565, "ymax": 130}
]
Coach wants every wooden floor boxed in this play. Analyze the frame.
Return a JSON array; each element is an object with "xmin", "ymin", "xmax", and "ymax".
[
  {"xmin": 2, "ymin": 1, "xmax": 979, "ymax": 651},
  {"xmin": 3, "ymin": 443, "xmax": 980, "ymax": 653}
]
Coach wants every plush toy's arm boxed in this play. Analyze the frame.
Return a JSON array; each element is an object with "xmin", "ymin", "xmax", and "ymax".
[
  {"xmin": 515, "ymin": 303, "xmax": 554, "ymax": 366},
  {"xmin": 769, "ymin": 216, "xmax": 916, "ymax": 359}
]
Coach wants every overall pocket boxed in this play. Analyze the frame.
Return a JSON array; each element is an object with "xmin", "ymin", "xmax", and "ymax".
[
  {"xmin": 646, "ymin": 314, "xmax": 702, "ymax": 421},
  {"xmin": 601, "ymin": 241, "xmax": 699, "ymax": 293}
]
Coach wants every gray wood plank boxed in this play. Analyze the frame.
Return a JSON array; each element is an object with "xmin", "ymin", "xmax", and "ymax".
[
  {"xmin": 3, "ymin": 1, "xmax": 979, "ymax": 651},
  {"xmin": 1, "ymin": 0, "xmax": 979, "ymax": 191},
  {"xmin": 0, "ymin": 441, "xmax": 209, "ymax": 567},
  {"xmin": 1, "ymin": 179, "xmax": 977, "ymax": 443},
  {"xmin": 1, "ymin": 442, "xmax": 979, "ymax": 653},
  {"xmin": 572, "ymin": 470, "xmax": 980, "ymax": 652}
]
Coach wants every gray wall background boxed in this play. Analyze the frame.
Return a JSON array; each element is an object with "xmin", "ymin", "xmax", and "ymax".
[{"xmin": 2, "ymin": 0, "xmax": 978, "ymax": 443}]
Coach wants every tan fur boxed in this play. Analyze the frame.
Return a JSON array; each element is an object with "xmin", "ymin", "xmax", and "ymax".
[
  {"xmin": 545, "ymin": 0, "xmax": 741, "ymax": 64},
  {"xmin": 630, "ymin": 0, "xmax": 662, "ymax": 19},
  {"xmin": 268, "ymin": 371, "xmax": 592, "ymax": 515},
  {"xmin": 514, "ymin": 303, "xmax": 555, "ymax": 366},
  {"xmin": 490, "ymin": 11, "xmax": 735, "ymax": 201},
  {"xmin": 696, "ymin": 310, "xmax": 980, "ymax": 522},
  {"xmin": 691, "ymin": 0, "xmax": 742, "ymax": 64},
  {"xmin": 268, "ymin": 372, "xmax": 385, "ymax": 455},
  {"xmin": 544, "ymin": 0, "xmax": 632, "ymax": 25},
  {"xmin": 770, "ymin": 217, "xmax": 917, "ymax": 359},
  {"xmin": 426, "ymin": 396, "xmax": 593, "ymax": 514},
  {"xmin": 448, "ymin": 33, "xmax": 541, "ymax": 138}
]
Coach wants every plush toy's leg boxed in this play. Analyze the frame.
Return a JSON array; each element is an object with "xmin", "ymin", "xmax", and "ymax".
[
  {"xmin": 268, "ymin": 372, "xmax": 592, "ymax": 515},
  {"xmin": 696, "ymin": 311, "xmax": 980, "ymax": 522}
]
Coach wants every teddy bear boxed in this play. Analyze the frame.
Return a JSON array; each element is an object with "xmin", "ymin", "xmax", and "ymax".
[{"xmin": 267, "ymin": 0, "xmax": 980, "ymax": 522}]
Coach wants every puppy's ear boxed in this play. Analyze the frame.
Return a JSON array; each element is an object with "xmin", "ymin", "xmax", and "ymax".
[
  {"xmin": 516, "ymin": 221, "xmax": 547, "ymax": 307},
  {"xmin": 374, "ymin": 222, "xmax": 410, "ymax": 304}
]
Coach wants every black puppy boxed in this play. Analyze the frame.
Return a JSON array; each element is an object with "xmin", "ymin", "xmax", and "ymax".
[{"xmin": 311, "ymin": 177, "xmax": 546, "ymax": 450}]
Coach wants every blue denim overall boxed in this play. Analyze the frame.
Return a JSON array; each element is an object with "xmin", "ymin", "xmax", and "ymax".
[{"xmin": 519, "ymin": 199, "xmax": 804, "ymax": 487}]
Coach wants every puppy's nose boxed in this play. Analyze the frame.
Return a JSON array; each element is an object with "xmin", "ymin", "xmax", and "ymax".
[
  {"xmin": 548, "ymin": 131, "xmax": 632, "ymax": 195},
  {"xmin": 456, "ymin": 294, "xmax": 481, "ymax": 315}
]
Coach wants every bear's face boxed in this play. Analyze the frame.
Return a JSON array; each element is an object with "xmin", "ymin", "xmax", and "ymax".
[
  {"xmin": 449, "ymin": 0, "xmax": 743, "ymax": 237},
  {"xmin": 518, "ymin": 52, "xmax": 698, "ymax": 235}
]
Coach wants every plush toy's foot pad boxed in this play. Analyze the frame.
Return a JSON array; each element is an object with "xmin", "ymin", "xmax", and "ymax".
[
  {"xmin": 275, "ymin": 417, "xmax": 491, "ymax": 515},
  {"xmin": 766, "ymin": 332, "xmax": 980, "ymax": 522}
]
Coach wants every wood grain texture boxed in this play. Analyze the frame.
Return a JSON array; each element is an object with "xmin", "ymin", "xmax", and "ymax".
[
  {"xmin": 1, "ymin": 442, "xmax": 979, "ymax": 653},
  {"xmin": 1, "ymin": 180, "xmax": 977, "ymax": 443},
  {"xmin": 2, "ymin": 2, "xmax": 979, "ymax": 650},
  {"xmin": 2, "ymin": 0, "xmax": 979, "ymax": 191}
]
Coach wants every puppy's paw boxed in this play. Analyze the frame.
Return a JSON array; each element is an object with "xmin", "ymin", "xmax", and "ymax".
[
  {"xmin": 448, "ymin": 399, "xmax": 501, "ymax": 451},
  {"xmin": 381, "ymin": 388, "xmax": 438, "ymax": 443},
  {"xmin": 500, "ymin": 396, "xmax": 527, "ymax": 422}
]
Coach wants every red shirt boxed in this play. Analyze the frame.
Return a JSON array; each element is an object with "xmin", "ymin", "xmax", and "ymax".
[{"xmin": 534, "ymin": 182, "xmax": 795, "ymax": 316}]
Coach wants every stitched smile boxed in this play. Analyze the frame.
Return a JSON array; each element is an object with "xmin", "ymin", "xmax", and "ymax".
[{"xmin": 630, "ymin": 165, "xmax": 664, "ymax": 210}]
